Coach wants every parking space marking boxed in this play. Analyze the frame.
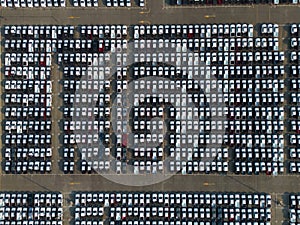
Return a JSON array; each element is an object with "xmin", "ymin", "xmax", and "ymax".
[
  {"xmin": 2, "ymin": 173, "xmax": 300, "ymax": 176},
  {"xmin": 68, "ymin": 16, "xmax": 80, "ymax": 19},
  {"xmin": 162, "ymin": 3, "xmax": 300, "ymax": 9},
  {"xmin": 139, "ymin": 8, "xmax": 150, "ymax": 14},
  {"xmin": 63, "ymin": 6, "xmax": 143, "ymax": 9},
  {"xmin": 163, "ymin": 4, "xmax": 253, "ymax": 9},
  {"xmin": 69, "ymin": 182, "xmax": 81, "ymax": 185},
  {"xmin": 139, "ymin": 20, "xmax": 151, "ymax": 24},
  {"xmin": 271, "ymin": 3, "xmax": 300, "ymax": 6},
  {"xmin": 204, "ymin": 14, "xmax": 216, "ymax": 18},
  {"xmin": 0, "ymin": 29, "xmax": 2, "ymax": 178},
  {"xmin": 22, "ymin": 5, "xmax": 144, "ymax": 9}
]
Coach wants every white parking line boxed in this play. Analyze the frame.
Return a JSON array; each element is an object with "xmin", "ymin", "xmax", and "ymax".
[
  {"xmin": 0, "ymin": 30, "xmax": 2, "ymax": 176},
  {"xmin": 271, "ymin": 3, "xmax": 300, "ymax": 6},
  {"xmin": 65, "ymin": 6, "xmax": 143, "ymax": 9},
  {"xmin": 163, "ymin": 4, "xmax": 253, "ymax": 9},
  {"xmin": 23, "ymin": 5, "xmax": 143, "ymax": 9},
  {"xmin": 162, "ymin": 3, "xmax": 300, "ymax": 9},
  {"xmin": 1, "ymin": 173, "xmax": 300, "ymax": 176}
]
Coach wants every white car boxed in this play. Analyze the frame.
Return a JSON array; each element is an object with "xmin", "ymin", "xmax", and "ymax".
[
  {"xmin": 40, "ymin": 0, "xmax": 46, "ymax": 7},
  {"xmin": 134, "ymin": 26, "xmax": 139, "ymax": 39},
  {"xmin": 33, "ymin": 0, "xmax": 38, "ymax": 6},
  {"xmin": 1, "ymin": 0, "xmax": 7, "ymax": 7},
  {"xmin": 273, "ymin": 24, "xmax": 279, "ymax": 37},
  {"xmin": 13, "ymin": 0, "xmax": 20, "ymax": 7},
  {"xmin": 261, "ymin": 24, "xmax": 267, "ymax": 34},
  {"xmin": 46, "ymin": 0, "xmax": 52, "ymax": 7},
  {"xmin": 291, "ymin": 24, "xmax": 298, "ymax": 35},
  {"xmin": 20, "ymin": 0, "xmax": 26, "ymax": 7},
  {"xmin": 7, "ymin": 0, "xmax": 12, "ymax": 7},
  {"xmin": 134, "ymin": 161, "xmax": 139, "ymax": 174}
]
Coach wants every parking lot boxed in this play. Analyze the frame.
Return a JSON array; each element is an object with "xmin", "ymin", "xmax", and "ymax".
[
  {"xmin": 2, "ymin": 23, "xmax": 290, "ymax": 176},
  {"xmin": 2, "ymin": 1, "xmax": 300, "ymax": 225}
]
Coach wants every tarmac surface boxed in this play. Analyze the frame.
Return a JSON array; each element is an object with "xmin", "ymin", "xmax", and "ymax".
[
  {"xmin": 0, "ymin": 1, "xmax": 300, "ymax": 224},
  {"xmin": 1, "ymin": 1, "xmax": 300, "ymax": 25},
  {"xmin": 0, "ymin": 173, "xmax": 299, "ymax": 193}
]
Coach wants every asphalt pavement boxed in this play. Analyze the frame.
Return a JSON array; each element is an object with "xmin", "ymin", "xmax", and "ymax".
[
  {"xmin": 0, "ymin": 0, "xmax": 299, "ymax": 191},
  {"xmin": 1, "ymin": 2, "xmax": 300, "ymax": 25},
  {"xmin": 0, "ymin": 3, "xmax": 299, "ymax": 225},
  {"xmin": 1, "ymin": 173, "xmax": 300, "ymax": 193}
]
